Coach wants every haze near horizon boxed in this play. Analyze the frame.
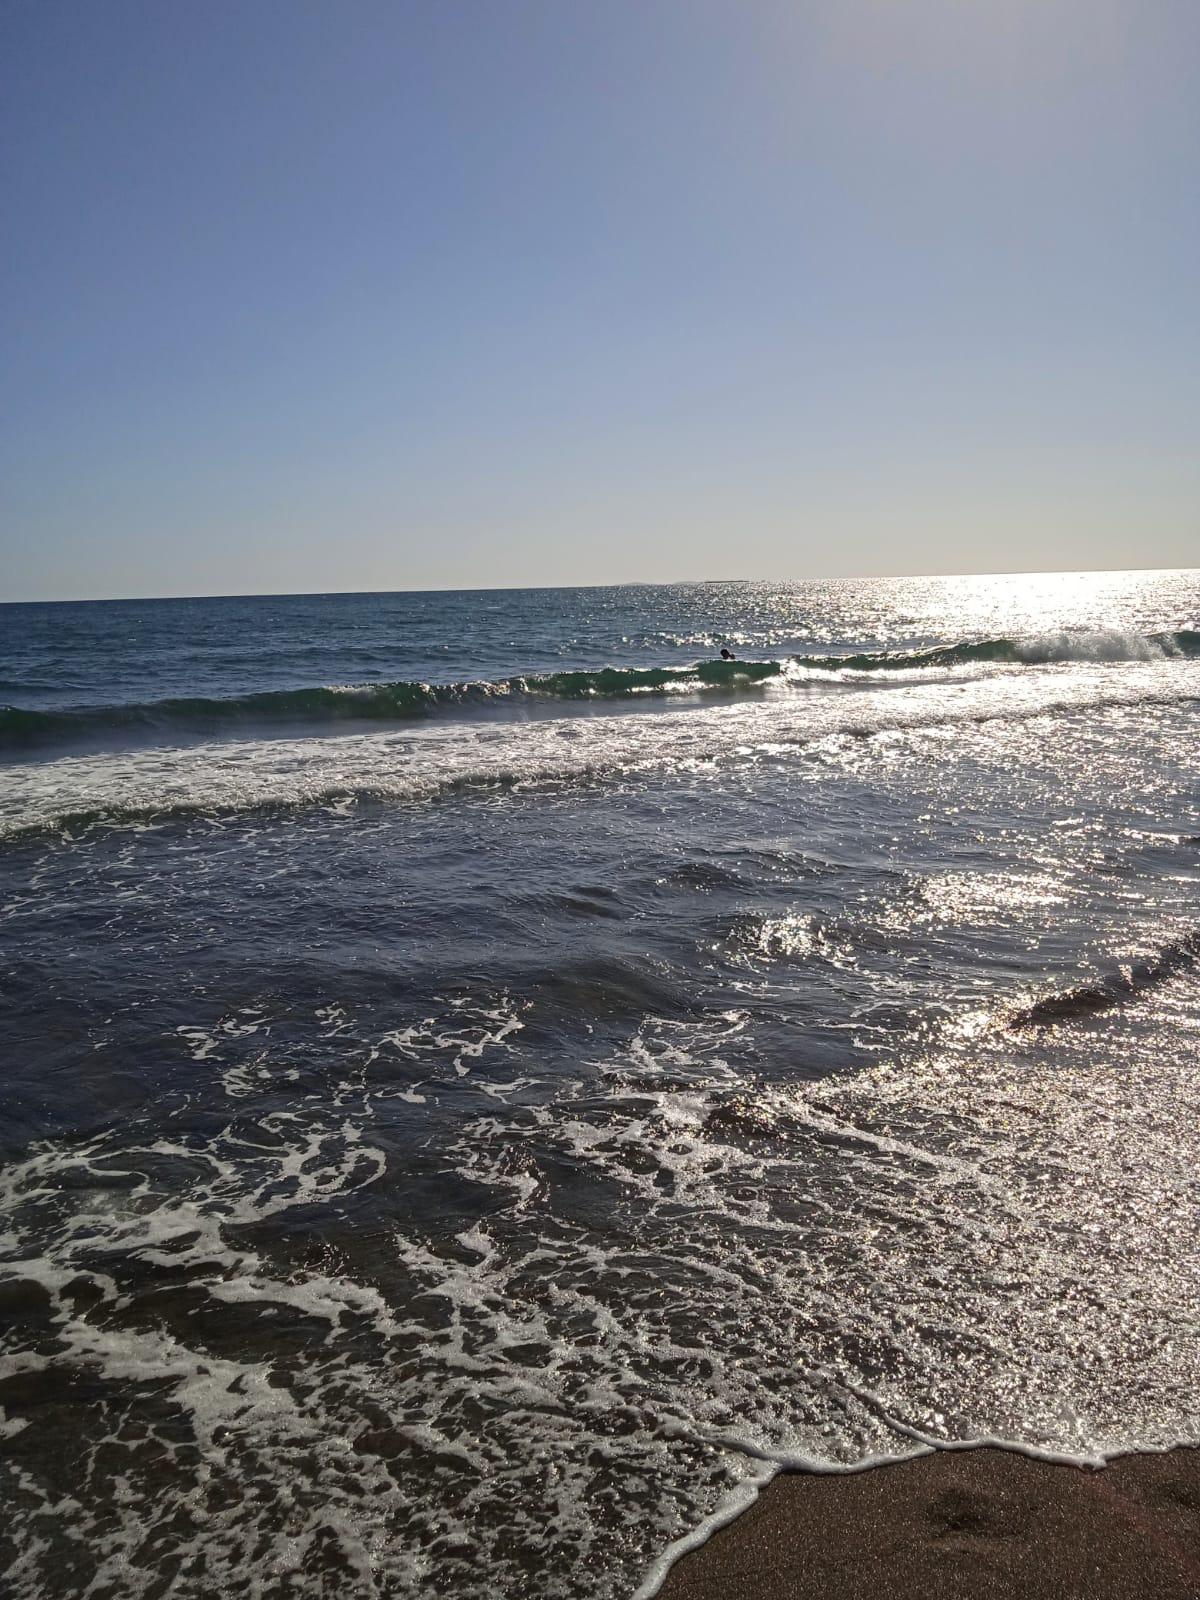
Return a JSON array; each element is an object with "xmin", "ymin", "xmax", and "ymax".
[{"xmin": 2, "ymin": 0, "xmax": 1197, "ymax": 603}]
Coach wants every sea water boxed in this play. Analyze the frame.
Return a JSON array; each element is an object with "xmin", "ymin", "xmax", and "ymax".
[{"xmin": 1, "ymin": 571, "xmax": 1198, "ymax": 1597}]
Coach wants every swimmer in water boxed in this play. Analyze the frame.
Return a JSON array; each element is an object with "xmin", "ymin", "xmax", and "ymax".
[{"xmin": 719, "ymin": 647, "xmax": 736, "ymax": 661}]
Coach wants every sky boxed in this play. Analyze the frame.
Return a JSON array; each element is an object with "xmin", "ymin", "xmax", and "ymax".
[{"xmin": 2, "ymin": 0, "xmax": 1197, "ymax": 601}]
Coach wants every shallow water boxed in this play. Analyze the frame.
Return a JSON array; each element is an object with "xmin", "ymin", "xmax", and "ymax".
[{"xmin": 2, "ymin": 572, "xmax": 1199, "ymax": 1597}]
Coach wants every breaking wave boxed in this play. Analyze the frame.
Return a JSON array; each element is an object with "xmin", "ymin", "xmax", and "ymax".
[
  {"xmin": 1010, "ymin": 929, "xmax": 1200, "ymax": 1028},
  {"xmin": 829, "ymin": 628, "xmax": 1199, "ymax": 671},
  {"xmin": 3, "ymin": 666, "xmax": 1199, "ymax": 847},
  {"xmin": 0, "ymin": 661, "xmax": 783, "ymax": 749},
  {"xmin": 3, "ymin": 631, "xmax": 1197, "ymax": 752}
]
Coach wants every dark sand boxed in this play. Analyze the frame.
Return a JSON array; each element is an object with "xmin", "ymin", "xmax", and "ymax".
[{"xmin": 656, "ymin": 1448, "xmax": 1200, "ymax": 1600}]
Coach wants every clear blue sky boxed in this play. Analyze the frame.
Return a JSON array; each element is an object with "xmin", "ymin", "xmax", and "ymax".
[{"xmin": 2, "ymin": 0, "xmax": 1197, "ymax": 600}]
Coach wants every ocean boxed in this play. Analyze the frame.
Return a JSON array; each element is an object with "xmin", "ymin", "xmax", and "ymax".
[{"xmin": 1, "ymin": 570, "xmax": 1198, "ymax": 1598}]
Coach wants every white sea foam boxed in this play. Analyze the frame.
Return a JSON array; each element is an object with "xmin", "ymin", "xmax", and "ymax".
[{"xmin": 4, "ymin": 644, "xmax": 1200, "ymax": 1597}]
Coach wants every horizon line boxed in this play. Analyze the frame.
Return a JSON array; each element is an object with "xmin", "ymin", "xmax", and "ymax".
[{"xmin": 3, "ymin": 563, "xmax": 1196, "ymax": 607}]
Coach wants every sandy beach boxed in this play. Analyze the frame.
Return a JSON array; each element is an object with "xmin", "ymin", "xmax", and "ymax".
[{"xmin": 656, "ymin": 1447, "xmax": 1200, "ymax": 1599}]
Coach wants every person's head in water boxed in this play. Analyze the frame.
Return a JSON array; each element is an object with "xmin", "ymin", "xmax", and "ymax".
[{"xmin": 720, "ymin": 647, "xmax": 736, "ymax": 661}]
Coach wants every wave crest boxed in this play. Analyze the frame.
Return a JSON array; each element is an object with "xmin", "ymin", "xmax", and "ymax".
[
  {"xmin": 1, "ymin": 630, "xmax": 1196, "ymax": 752},
  {"xmin": 1010, "ymin": 930, "xmax": 1200, "ymax": 1028}
]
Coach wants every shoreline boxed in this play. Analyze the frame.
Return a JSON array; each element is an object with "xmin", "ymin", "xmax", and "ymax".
[{"xmin": 649, "ymin": 1445, "xmax": 1200, "ymax": 1599}]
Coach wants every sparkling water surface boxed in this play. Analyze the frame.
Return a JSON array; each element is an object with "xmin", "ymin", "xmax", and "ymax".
[{"xmin": 1, "ymin": 572, "xmax": 1199, "ymax": 1598}]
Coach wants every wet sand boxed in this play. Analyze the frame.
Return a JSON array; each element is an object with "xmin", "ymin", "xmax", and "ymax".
[{"xmin": 655, "ymin": 1447, "xmax": 1200, "ymax": 1600}]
